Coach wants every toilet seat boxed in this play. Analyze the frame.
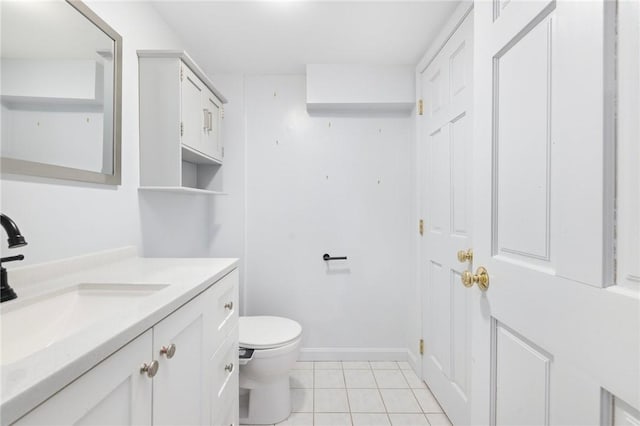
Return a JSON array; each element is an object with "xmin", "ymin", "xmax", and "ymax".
[{"xmin": 239, "ymin": 316, "xmax": 302, "ymax": 350}]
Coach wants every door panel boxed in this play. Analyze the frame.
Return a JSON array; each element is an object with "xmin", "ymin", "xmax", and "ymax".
[
  {"xmin": 495, "ymin": 15, "xmax": 552, "ymax": 263},
  {"xmin": 450, "ymin": 113, "xmax": 470, "ymax": 236},
  {"xmin": 451, "ymin": 271, "xmax": 469, "ymax": 398},
  {"xmin": 420, "ymin": 12, "xmax": 474, "ymax": 426},
  {"xmin": 473, "ymin": 1, "xmax": 640, "ymax": 424},
  {"xmin": 495, "ymin": 323, "xmax": 551, "ymax": 426},
  {"xmin": 430, "ymin": 127, "xmax": 450, "ymax": 234}
]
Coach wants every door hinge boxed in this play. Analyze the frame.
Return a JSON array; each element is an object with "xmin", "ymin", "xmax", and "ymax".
[
  {"xmin": 221, "ymin": 106, "xmax": 225, "ymax": 120},
  {"xmin": 418, "ymin": 99, "xmax": 424, "ymax": 116},
  {"xmin": 180, "ymin": 67, "xmax": 184, "ymax": 82},
  {"xmin": 419, "ymin": 219, "xmax": 424, "ymax": 236},
  {"xmin": 221, "ymin": 147, "xmax": 225, "ymax": 158},
  {"xmin": 180, "ymin": 122, "xmax": 184, "ymax": 137},
  {"xmin": 419, "ymin": 339, "xmax": 425, "ymax": 355}
]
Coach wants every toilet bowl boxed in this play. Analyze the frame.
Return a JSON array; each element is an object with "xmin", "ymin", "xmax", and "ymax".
[{"xmin": 238, "ymin": 316, "xmax": 302, "ymax": 425}]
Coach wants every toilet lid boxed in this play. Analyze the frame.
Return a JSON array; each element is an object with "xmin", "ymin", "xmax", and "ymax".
[{"xmin": 239, "ymin": 316, "xmax": 302, "ymax": 350}]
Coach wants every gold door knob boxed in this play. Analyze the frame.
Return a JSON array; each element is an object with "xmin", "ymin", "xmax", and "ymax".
[
  {"xmin": 140, "ymin": 360, "xmax": 159, "ymax": 378},
  {"xmin": 160, "ymin": 343, "xmax": 176, "ymax": 359},
  {"xmin": 457, "ymin": 249, "xmax": 473, "ymax": 263},
  {"xmin": 461, "ymin": 266, "xmax": 489, "ymax": 291}
]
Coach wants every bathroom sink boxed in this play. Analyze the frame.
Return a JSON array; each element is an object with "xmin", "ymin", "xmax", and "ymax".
[{"xmin": 0, "ymin": 283, "xmax": 169, "ymax": 365}]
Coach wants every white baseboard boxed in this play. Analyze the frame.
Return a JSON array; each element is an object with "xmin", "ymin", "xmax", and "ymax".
[
  {"xmin": 407, "ymin": 349, "xmax": 422, "ymax": 376},
  {"xmin": 298, "ymin": 347, "xmax": 408, "ymax": 361}
]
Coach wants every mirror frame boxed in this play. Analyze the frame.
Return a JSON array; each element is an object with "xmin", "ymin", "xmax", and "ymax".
[{"xmin": 0, "ymin": 0, "xmax": 122, "ymax": 185}]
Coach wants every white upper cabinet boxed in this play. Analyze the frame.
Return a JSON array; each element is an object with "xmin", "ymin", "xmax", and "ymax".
[{"xmin": 138, "ymin": 51, "xmax": 227, "ymax": 194}]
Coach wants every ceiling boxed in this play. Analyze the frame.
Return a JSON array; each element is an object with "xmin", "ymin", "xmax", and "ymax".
[{"xmin": 151, "ymin": 1, "xmax": 461, "ymax": 75}]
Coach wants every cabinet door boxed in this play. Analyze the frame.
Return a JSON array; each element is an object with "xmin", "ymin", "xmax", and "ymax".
[
  {"xmin": 201, "ymin": 88, "xmax": 222, "ymax": 161},
  {"xmin": 15, "ymin": 331, "xmax": 153, "ymax": 426},
  {"xmin": 180, "ymin": 64, "xmax": 205, "ymax": 155},
  {"xmin": 152, "ymin": 289, "xmax": 214, "ymax": 426}
]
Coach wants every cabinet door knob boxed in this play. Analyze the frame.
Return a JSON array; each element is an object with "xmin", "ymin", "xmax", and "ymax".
[
  {"xmin": 224, "ymin": 363, "xmax": 234, "ymax": 373},
  {"xmin": 224, "ymin": 301, "xmax": 234, "ymax": 311},
  {"xmin": 160, "ymin": 343, "xmax": 177, "ymax": 359},
  {"xmin": 140, "ymin": 360, "xmax": 159, "ymax": 378}
]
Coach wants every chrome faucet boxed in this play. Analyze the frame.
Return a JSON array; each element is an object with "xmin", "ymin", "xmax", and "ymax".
[{"xmin": 1, "ymin": 213, "xmax": 27, "ymax": 303}]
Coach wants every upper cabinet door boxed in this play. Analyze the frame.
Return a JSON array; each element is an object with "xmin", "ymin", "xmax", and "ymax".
[
  {"xmin": 180, "ymin": 64, "xmax": 205, "ymax": 154},
  {"xmin": 202, "ymin": 88, "xmax": 222, "ymax": 161}
]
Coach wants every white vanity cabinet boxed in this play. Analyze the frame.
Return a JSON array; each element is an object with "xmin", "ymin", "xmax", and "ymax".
[
  {"xmin": 13, "ymin": 330, "xmax": 153, "ymax": 426},
  {"xmin": 138, "ymin": 50, "xmax": 227, "ymax": 194},
  {"xmin": 14, "ymin": 269, "xmax": 239, "ymax": 426}
]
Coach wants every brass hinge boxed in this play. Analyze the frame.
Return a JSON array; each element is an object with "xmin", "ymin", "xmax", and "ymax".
[
  {"xmin": 419, "ymin": 339, "xmax": 425, "ymax": 355},
  {"xmin": 418, "ymin": 99, "xmax": 424, "ymax": 116},
  {"xmin": 180, "ymin": 122, "xmax": 184, "ymax": 137},
  {"xmin": 419, "ymin": 219, "xmax": 424, "ymax": 236},
  {"xmin": 180, "ymin": 67, "xmax": 184, "ymax": 81}
]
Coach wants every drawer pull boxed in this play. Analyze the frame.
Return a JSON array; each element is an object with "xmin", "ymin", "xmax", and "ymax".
[
  {"xmin": 160, "ymin": 344, "xmax": 177, "ymax": 359},
  {"xmin": 224, "ymin": 301, "xmax": 234, "ymax": 311},
  {"xmin": 224, "ymin": 363, "xmax": 234, "ymax": 373},
  {"xmin": 140, "ymin": 360, "xmax": 159, "ymax": 378}
]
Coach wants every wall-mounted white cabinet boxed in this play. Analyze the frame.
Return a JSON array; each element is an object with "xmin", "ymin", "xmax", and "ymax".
[
  {"xmin": 14, "ymin": 270, "xmax": 239, "ymax": 426},
  {"xmin": 138, "ymin": 51, "xmax": 227, "ymax": 194}
]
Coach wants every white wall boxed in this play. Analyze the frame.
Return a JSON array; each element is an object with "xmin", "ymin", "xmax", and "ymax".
[
  {"xmin": 207, "ymin": 74, "xmax": 247, "ymax": 310},
  {"xmin": 243, "ymin": 75, "xmax": 414, "ymax": 360},
  {"xmin": 0, "ymin": 2, "xmax": 210, "ymax": 265}
]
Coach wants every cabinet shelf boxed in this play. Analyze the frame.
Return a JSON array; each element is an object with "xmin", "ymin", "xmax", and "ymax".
[
  {"xmin": 181, "ymin": 144, "xmax": 222, "ymax": 166},
  {"xmin": 138, "ymin": 186, "xmax": 226, "ymax": 195}
]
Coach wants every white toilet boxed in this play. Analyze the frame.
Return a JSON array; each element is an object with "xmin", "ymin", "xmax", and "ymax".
[{"xmin": 238, "ymin": 316, "xmax": 302, "ymax": 425}]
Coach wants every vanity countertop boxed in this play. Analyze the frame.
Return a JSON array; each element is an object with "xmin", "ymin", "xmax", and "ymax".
[{"xmin": 0, "ymin": 247, "xmax": 238, "ymax": 424}]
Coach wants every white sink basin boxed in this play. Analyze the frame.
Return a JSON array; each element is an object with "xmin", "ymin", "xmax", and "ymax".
[{"xmin": 0, "ymin": 283, "xmax": 169, "ymax": 365}]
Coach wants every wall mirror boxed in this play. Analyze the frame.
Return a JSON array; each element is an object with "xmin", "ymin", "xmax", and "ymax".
[{"xmin": 0, "ymin": 0, "xmax": 122, "ymax": 185}]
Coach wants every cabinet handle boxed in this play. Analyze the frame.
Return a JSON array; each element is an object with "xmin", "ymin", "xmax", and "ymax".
[
  {"xmin": 224, "ymin": 363, "xmax": 234, "ymax": 373},
  {"xmin": 203, "ymin": 109, "xmax": 209, "ymax": 131},
  {"xmin": 208, "ymin": 111, "xmax": 213, "ymax": 131},
  {"xmin": 160, "ymin": 343, "xmax": 177, "ymax": 359},
  {"xmin": 140, "ymin": 360, "xmax": 159, "ymax": 378},
  {"xmin": 224, "ymin": 301, "xmax": 234, "ymax": 311}
]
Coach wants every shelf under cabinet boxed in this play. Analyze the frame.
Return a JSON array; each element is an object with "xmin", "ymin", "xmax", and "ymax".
[
  {"xmin": 138, "ymin": 186, "xmax": 226, "ymax": 195},
  {"xmin": 181, "ymin": 144, "xmax": 222, "ymax": 166}
]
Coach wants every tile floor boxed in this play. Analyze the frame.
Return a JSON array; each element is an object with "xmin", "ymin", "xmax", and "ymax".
[{"xmin": 243, "ymin": 361, "xmax": 453, "ymax": 426}]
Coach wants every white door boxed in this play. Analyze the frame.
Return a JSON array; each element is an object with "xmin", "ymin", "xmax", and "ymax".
[
  {"xmin": 472, "ymin": 1, "xmax": 640, "ymax": 424},
  {"xmin": 420, "ymin": 12, "xmax": 474, "ymax": 426},
  {"xmin": 14, "ymin": 330, "xmax": 152, "ymax": 426}
]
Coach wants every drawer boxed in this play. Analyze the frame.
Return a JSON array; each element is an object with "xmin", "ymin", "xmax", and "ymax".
[
  {"xmin": 209, "ymin": 269, "xmax": 238, "ymax": 351},
  {"xmin": 210, "ymin": 326, "xmax": 239, "ymax": 425}
]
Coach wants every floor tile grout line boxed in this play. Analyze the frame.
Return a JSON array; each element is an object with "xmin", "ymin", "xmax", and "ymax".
[{"xmin": 341, "ymin": 366, "xmax": 354, "ymax": 426}]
